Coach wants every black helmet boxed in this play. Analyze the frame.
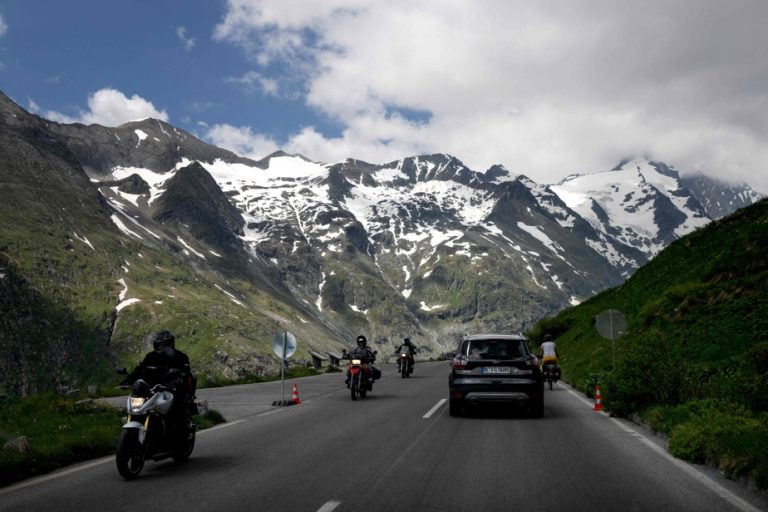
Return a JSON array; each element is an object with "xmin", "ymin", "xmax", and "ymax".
[
  {"xmin": 543, "ymin": 333, "xmax": 553, "ymax": 342},
  {"xmin": 153, "ymin": 330, "xmax": 175, "ymax": 352},
  {"xmin": 404, "ymin": 337, "xmax": 411, "ymax": 344},
  {"xmin": 356, "ymin": 335, "xmax": 367, "ymax": 347}
]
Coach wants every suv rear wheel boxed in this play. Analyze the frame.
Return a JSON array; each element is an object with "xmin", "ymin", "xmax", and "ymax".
[
  {"xmin": 449, "ymin": 398, "xmax": 463, "ymax": 417},
  {"xmin": 530, "ymin": 394, "xmax": 544, "ymax": 418}
]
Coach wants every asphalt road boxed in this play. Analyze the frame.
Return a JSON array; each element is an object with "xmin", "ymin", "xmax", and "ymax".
[{"xmin": 1, "ymin": 362, "xmax": 767, "ymax": 512}]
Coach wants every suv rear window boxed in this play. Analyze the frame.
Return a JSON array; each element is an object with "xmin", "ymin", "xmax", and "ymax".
[{"xmin": 461, "ymin": 339, "xmax": 527, "ymax": 360}]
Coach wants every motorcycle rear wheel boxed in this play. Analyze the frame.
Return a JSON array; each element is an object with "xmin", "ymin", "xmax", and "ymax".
[
  {"xmin": 170, "ymin": 423, "xmax": 196, "ymax": 462},
  {"xmin": 116, "ymin": 429, "xmax": 145, "ymax": 480}
]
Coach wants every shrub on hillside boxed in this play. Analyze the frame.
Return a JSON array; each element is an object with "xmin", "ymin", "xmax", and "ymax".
[
  {"xmin": 602, "ymin": 331, "xmax": 687, "ymax": 416},
  {"xmin": 643, "ymin": 399, "xmax": 768, "ymax": 489}
]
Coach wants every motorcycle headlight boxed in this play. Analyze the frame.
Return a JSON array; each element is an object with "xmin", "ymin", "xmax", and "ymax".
[
  {"xmin": 401, "ymin": 353, "xmax": 407, "ymax": 357},
  {"xmin": 351, "ymin": 359, "xmax": 362, "ymax": 365},
  {"xmin": 129, "ymin": 396, "xmax": 146, "ymax": 412}
]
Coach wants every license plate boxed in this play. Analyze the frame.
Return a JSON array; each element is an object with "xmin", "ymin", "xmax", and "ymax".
[{"xmin": 482, "ymin": 366, "xmax": 511, "ymax": 374}]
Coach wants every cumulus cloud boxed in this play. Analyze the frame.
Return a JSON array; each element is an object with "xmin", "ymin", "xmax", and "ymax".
[
  {"xmin": 42, "ymin": 88, "xmax": 168, "ymax": 126},
  {"xmin": 204, "ymin": 123, "xmax": 280, "ymax": 159},
  {"xmin": 214, "ymin": 0, "xmax": 768, "ymax": 192},
  {"xmin": 176, "ymin": 26, "xmax": 195, "ymax": 50}
]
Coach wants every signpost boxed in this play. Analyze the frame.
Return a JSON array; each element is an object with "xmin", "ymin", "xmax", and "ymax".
[
  {"xmin": 595, "ymin": 309, "xmax": 627, "ymax": 367},
  {"xmin": 272, "ymin": 331, "xmax": 297, "ymax": 405}
]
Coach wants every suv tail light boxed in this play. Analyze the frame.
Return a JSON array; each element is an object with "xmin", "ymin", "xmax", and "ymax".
[
  {"xmin": 528, "ymin": 355, "xmax": 539, "ymax": 367},
  {"xmin": 452, "ymin": 354, "xmax": 469, "ymax": 370}
]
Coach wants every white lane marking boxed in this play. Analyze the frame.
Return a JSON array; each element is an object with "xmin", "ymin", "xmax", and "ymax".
[
  {"xmin": 562, "ymin": 385, "xmax": 763, "ymax": 512},
  {"xmin": 423, "ymin": 399, "xmax": 447, "ymax": 419},
  {"xmin": 317, "ymin": 500, "xmax": 341, "ymax": 512}
]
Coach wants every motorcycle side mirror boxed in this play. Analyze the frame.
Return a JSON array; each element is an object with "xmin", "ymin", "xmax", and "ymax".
[
  {"xmin": 116, "ymin": 367, "xmax": 128, "ymax": 375},
  {"xmin": 373, "ymin": 350, "xmax": 378, "ymax": 355}
]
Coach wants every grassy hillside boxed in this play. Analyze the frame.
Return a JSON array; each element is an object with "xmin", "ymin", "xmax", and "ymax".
[{"xmin": 530, "ymin": 198, "xmax": 768, "ymax": 486}]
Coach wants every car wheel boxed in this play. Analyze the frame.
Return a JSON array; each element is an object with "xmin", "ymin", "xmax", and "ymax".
[
  {"xmin": 530, "ymin": 395, "xmax": 544, "ymax": 418},
  {"xmin": 449, "ymin": 398, "xmax": 463, "ymax": 417}
]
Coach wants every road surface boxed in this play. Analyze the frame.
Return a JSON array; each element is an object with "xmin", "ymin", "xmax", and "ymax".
[{"xmin": 1, "ymin": 361, "xmax": 766, "ymax": 512}]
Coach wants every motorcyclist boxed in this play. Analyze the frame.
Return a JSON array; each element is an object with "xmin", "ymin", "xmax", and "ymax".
[
  {"xmin": 345, "ymin": 335, "xmax": 379, "ymax": 387},
  {"xmin": 539, "ymin": 333, "xmax": 559, "ymax": 367},
  {"xmin": 123, "ymin": 330, "xmax": 198, "ymax": 423},
  {"xmin": 395, "ymin": 336, "xmax": 416, "ymax": 374}
]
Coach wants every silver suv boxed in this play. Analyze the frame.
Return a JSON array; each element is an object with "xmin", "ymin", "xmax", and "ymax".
[{"xmin": 448, "ymin": 334, "xmax": 544, "ymax": 417}]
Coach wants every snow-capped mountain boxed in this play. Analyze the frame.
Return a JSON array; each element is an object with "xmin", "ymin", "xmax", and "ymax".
[
  {"xmin": 0, "ymin": 90, "xmax": 762, "ymax": 392},
  {"xmin": 680, "ymin": 173, "xmax": 763, "ymax": 220},
  {"xmin": 550, "ymin": 159, "xmax": 712, "ymax": 272},
  {"xmin": 93, "ymin": 149, "xmax": 735, "ymax": 336},
  {"xmin": 100, "ymin": 151, "xmax": 626, "ymax": 343}
]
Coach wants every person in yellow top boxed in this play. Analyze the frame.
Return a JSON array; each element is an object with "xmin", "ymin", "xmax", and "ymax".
[{"xmin": 539, "ymin": 333, "xmax": 558, "ymax": 366}]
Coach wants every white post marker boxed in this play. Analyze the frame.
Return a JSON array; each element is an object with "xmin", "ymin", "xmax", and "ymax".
[{"xmin": 272, "ymin": 331, "xmax": 297, "ymax": 404}]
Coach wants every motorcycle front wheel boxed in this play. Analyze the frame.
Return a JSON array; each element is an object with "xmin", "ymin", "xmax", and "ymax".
[
  {"xmin": 350, "ymin": 375, "xmax": 359, "ymax": 401},
  {"xmin": 116, "ymin": 429, "xmax": 145, "ymax": 480}
]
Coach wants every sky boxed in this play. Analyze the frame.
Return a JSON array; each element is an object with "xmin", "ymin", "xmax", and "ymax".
[{"xmin": 1, "ymin": 0, "xmax": 767, "ymax": 192}]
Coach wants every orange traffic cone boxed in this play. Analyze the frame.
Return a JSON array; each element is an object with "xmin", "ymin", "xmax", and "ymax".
[
  {"xmin": 593, "ymin": 385, "xmax": 603, "ymax": 411},
  {"xmin": 291, "ymin": 383, "xmax": 301, "ymax": 404}
]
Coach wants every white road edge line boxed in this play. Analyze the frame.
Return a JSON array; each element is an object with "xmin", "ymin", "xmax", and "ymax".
[
  {"xmin": 200, "ymin": 418, "xmax": 247, "ymax": 431},
  {"xmin": 0, "ymin": 418, "xmax": 248, "ymax": 496},
  {"xmin": 257, "ymin": 409, "xmax": 287, "ymax": 417},
  {"xmin": 423, "ymin": 398, "xmax": 447, "ymax": 419},
  {"xmin": 0, "ymin": 457, "xmax": 113, "ymax": 495},
  {"xmin": 562, "ymin": 385, "xmax": 763, "ymax": 512},
  {"xmin": 317, "ymin": 500, "xmax": 341, "ymax": 512}
]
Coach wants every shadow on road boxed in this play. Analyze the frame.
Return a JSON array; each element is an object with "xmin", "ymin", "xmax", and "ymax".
[
  {"xmin": 452, "ymin": 402, "xmax": 565, "ymax": 420},
  {"xmin": 130, "ymin": 454, "xmax": 239, "ymax": 482}
]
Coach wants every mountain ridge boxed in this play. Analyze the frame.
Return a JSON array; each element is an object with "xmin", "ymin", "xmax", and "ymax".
[{"xmin": 0, "ymin": 91, "xmax": 763, "ymax": 396}]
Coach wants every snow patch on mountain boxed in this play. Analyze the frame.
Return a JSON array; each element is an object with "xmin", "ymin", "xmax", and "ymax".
[
  {"xmin": 72, "ymin": 232, "xmax": 95, "ymax": 251},
  {"xmin": 517, "ymin": 222, "xmax": 565, "ymax": 260},
  {"xmin": 550, "ymin": 158, "xmax": 709, "ymax": 260},
  {"xmin": 112, "ymin": 166, "xmax": 173, "ymax": 205}
]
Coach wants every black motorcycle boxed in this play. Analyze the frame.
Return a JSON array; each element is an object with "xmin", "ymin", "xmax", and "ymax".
[{"xmin": 115, "ymin": 369, "xmax": 196, "ymax": 479}]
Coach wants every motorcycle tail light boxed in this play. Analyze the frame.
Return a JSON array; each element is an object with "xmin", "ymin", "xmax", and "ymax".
[{"xmin": 452, "ymin": 355, "xmax": 468, "ymax": 370}]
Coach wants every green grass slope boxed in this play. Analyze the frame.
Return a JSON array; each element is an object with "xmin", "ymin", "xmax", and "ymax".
[{"xmin": 530, "ymin": 198, "xmax": 768, "ymax": 486}]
